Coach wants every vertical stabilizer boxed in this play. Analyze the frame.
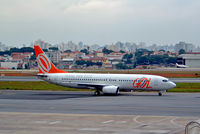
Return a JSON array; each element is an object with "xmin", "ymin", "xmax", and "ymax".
[{"xmin": 34, "ymin": 45, "xmax": 68, "ymax": 73}]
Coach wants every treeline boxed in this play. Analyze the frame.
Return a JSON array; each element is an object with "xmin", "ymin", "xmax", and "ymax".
[
  {"xmin": 0, "ymin": 47, "xmax": 34, "ymax": 56},
  {"xmin": 75, "ymin": 60, "xmax": 102, "ymax": 67},
  {"xmin": 135, "ymin": 49, "xmax": 177, "ymax": 66},
  {"xmin": 116, "ymin": 49, "xmax": 177, "ymax": 69}
]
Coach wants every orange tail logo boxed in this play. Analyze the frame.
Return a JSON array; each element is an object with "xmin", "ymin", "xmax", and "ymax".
[{"xmin": 34, "ymin": 45, "xmax": 68, "ymax": 74}]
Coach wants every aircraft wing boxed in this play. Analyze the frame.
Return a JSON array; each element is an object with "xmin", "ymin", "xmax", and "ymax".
[{"xmin": 77, "ymin": 83, "xmax": 109, "ymax": 89}]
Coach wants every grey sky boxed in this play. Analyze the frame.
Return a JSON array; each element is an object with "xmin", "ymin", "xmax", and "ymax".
[{"xmin": 0, "ymin": 0, "xmax": 200, "ymax": 46}]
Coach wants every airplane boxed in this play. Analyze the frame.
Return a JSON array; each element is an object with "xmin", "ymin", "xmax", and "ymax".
[
  {"xmin": 176, "ymin": 63, "xmax": 189, "ymax": 68},
  {"xmin": 34, "ymin": 45, "xmax": 176, "ymax": 96}
]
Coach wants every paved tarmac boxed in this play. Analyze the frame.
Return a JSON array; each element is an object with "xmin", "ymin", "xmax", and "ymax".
[
  {"xmin": 0, "ymin": 112, "xmax": 199, "ymax": 134},
  {"xmin": 0, "ymin": 90, "xmax": 199, "ymax": 116},
  {"xmin": 1, "ymin": 76, "xmax": 200, "ymax": 83},
  {"xmin": 0, "ymin": 90, "xmax": 200, "ymax": 134}
]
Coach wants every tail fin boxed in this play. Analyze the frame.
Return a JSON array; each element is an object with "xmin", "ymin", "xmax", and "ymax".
[{"xmin": 34, "ymin": 45, "xmax": 68, "ymax": 74}]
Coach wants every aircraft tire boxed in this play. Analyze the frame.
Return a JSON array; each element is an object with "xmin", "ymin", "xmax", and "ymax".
[
  {"xmin": 94, "ymin": 90, "xmax": 101, "ymax": 96},
  {"xmin": 158, "ymin": 92, "xmax": 162, "ymax": 96}
]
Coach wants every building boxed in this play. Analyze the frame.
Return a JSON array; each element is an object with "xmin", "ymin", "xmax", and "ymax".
[
  {"xmin": 0, "ymin": 42, "xmax": 10, "ymax": 51},
  {"xmin": 177, "ymin": 53, "xmax": 200, "ymax": 68},
  {"xmin": 60, "ymin": 58, "xmax": 74, "ymax": 69},
  {"xmin": 0, "ymin": 62, "xmax": 18, "ymax": 69},
  {"xmin": 34, "ymin": 39, "xmax": 51, "ymax": 50},
  {"xmin": 175, "ymin": 42, "xmax": 194, "ymax": 52},
  {"xmin": 47, "ymin": 50, "xmax": 61, "ymax": 64}
]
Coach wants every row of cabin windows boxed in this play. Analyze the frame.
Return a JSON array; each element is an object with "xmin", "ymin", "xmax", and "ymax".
[
  {"xmin": 62, "ymin": 78, "xmax": 134, "ymax": 82},
  {"xmin": 62, "ymin": 78, "xmax": 109, "ymax": 81}
]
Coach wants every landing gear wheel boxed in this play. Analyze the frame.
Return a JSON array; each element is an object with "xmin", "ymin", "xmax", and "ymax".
[
  {"xmin": 94, "ymin": 90, "xmax": 101, "ymax": 96},
  {"xmin": 158, "ymin": 92, "xmax": 162, "ymax": 96}
]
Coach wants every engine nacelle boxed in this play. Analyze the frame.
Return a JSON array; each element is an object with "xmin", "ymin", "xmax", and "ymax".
[{"xmin": 102, "ymin": 86, "xmax": 119, "ymax": 95}]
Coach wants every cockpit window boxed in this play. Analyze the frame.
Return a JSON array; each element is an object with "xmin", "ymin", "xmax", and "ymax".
[{"xmin": 162, "ymin": 80, "xmax": 168, "ymax": 82}]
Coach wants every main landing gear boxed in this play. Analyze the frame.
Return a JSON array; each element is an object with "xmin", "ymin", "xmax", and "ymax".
[
  {"xmin": 158, "ymin": 92, "xmax": 162, "ymax": 96},
  {"xmin": 94, "ymin": 90, "xmax": 101, "ymax": 96}
]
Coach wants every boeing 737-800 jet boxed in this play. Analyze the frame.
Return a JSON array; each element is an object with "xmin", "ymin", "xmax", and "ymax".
[{"xmin": 34, "ymin": 45, "xmax": 176, "ymax": 96}]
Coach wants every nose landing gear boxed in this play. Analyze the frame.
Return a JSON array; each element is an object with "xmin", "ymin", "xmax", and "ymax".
[{"xmin": 158, "ymin": 90, "xmax": 166, "ymax": 96}]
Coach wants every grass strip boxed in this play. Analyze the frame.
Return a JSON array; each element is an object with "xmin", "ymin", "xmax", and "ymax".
[
  {"xmin": 0, "ymin": 81, "xmax": 88, "ymax": 91},
  {"xmin": 168, "ymin": 83, "xmax": 200, "ymax": 92}
]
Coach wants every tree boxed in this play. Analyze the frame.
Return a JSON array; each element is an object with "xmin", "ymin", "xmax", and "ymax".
[
  {"xmin": 42, "ymin": 49, "xmax": 48, "ymax": 52},
  {"xmin": 64, "ymin": 50, "xmax": 72, "ymax": 53},
  {"xmin": 96, "ymin": 62, "xmax": 102, "ymax": 66},
  {"xmin": 20, "ymin": 47, "xmax": 34, "ymax": 52},
  {"xmin": 30, "ymin": 53, "xmax": 36, "ymax": 60},
  {"xmin": 123, "ymin": 53, "xmax": 133, "ymax": 64},
  {"xmin": 166, "ymin": 57, "xmax": 177, "ymax": 64},
  {"xmin": 116, "ymin": 63, "xmax": 130, "ymax": 69},
  {"xmin": 102, "ymin": 47, "xmax": 113, "ymax": 54},
  {"xmin": 49, "ymin": 47, "xmax": 58, "ymax": 51},
  {"xmin": 159, "ymin": 49, "xmax": 165, "ymax": 52},
  {"xmin": 80, "ymin": 49, "xmax": 89, "ymax": 55},
  {"xmin": 179, "ymin": 49, "xmax": 186, "ymax": 55},
  {"xmin": 135, "ymin": 48, "xmax": 149, "ymax": 57},
  {"xmin": 25, "ymin": 63, "xmax": 30, "ymax": 69},
  {"xmin": 75, "ymin": 60, "xmax": 86, "ymax": 65},
  {"xmin": 136, "ymin": 56, "xmax": 149, "ymax": 65},
  {"xmin": 10, "ymin": 47, "xmax": 21, "ymax": 53},
  {"xmin": 120, "ymin": 50, "xmax": 125, "ymax": 53}
]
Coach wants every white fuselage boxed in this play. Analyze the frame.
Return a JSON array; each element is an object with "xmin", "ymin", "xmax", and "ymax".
[{"xmin": 41, "ymin": 73, "xmax": 176, "ymax": 91}]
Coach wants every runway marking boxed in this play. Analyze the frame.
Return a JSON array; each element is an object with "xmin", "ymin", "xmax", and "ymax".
[
  {"xmin": 35, "ymin": 121, "xmax": 48, "ymax": 124},
  {"xmin": 49, "ymin": 121, "xmax": 61, "ymax": 125},
  {"xmin": 133, "ymin": 116, "xmax": 175, "ymax": 129},
  {"xmin": 35, "ymin": 120, "xmax": 61, "ymax": 125},
  {"xmin": 79, "ymin": 128, "xmax": 101, "ymax": 131},
  {"xmin": 149, "ymin": 116, "xmax": 173, "ymax": 124},
  {"xmin": 132, "ymin": 129, "xmax": 170, "ymax": 134},
  {"xmin": 170, "ymin": 129, "xmax": 185, "ymax": 134},
  {"xmin": 102, "ymin": 120, "xmax": 114, "ymax": 124},
  {"xmin": 170, "ymin": 117, "xmax": 184, "ymax": 128},
  {"xmin": 196, "ymin": 119, "xmax": 200, "ymax": 122},
  {"xmin": 171, "ymin": 118, "xmax": 200, "ymax": 134},
  {"xmin": 133, "ymin": 116, "xmax": 147, "ymax": 126},
  {"xmin": 170, "ymin": 117, "xmax": 185, "ymax": 134},
  {"xmin": 116, "ymin": 121, "xmax": 127, "ymax": 124}
]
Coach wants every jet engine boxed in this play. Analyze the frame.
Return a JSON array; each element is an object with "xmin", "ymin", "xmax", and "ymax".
[{"xmin": 102, "ymin": 86, "xmax": 119, "ymax": 95}]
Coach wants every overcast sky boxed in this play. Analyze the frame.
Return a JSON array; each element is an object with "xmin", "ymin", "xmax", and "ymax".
[{"xmin": 0, "ymin": 0, "xmax": 200, "ymax": 46}]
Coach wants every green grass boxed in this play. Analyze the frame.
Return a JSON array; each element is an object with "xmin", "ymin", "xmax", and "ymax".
[
  {"xmin": 0, "ymin": 81, "xmax": 200, "ymax": 92},
  {"xmin": 168, "ymin": 83, "xmax": 200, "ymax": 92},
  {"xmin": 0, "ymin": 81, "xmax": 87, "ymax": 91}
]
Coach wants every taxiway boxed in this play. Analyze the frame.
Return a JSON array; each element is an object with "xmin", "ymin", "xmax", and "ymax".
[
  {"xmin": 0, "ymin": 90, "xmax": 200, "ymax": 134},
  {"xmin": 0, "ymin": 90, "xmax": 199, "ymax": 116}
]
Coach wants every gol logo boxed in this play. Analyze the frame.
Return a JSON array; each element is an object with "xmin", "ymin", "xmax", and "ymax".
[
  {"xmin": 133, "ymin": 78, "xmax": 152, "ymax": 88},
  {"xmin": 37, "ymin": 53, "xmax": 52, "ymax": 73}
]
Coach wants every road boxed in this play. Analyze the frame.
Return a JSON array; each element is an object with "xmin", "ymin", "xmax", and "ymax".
[{"xmin": 1, "ymin": 76, "xmax": 200, "ymax": 83}]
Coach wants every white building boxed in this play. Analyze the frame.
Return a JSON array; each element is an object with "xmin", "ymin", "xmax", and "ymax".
[
  {"xmin": 34, "ymin": 39, "xmax": 51, "ymax": 50},
  {"xmin": 0, "ymin": 62, "xmax": 18, "ymax": 69},
  {"xmin": 47, "ymin": 50, "xmax": 61, "ymax": 64},
  {"xmin": 178, "ymin": 53, "xmax": 200, "ymax": 68}
]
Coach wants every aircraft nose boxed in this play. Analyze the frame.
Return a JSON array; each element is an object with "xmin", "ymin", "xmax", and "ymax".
[{"xmin": 170, "ymin": 81, "xmax": 176, "ymax": 89}]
